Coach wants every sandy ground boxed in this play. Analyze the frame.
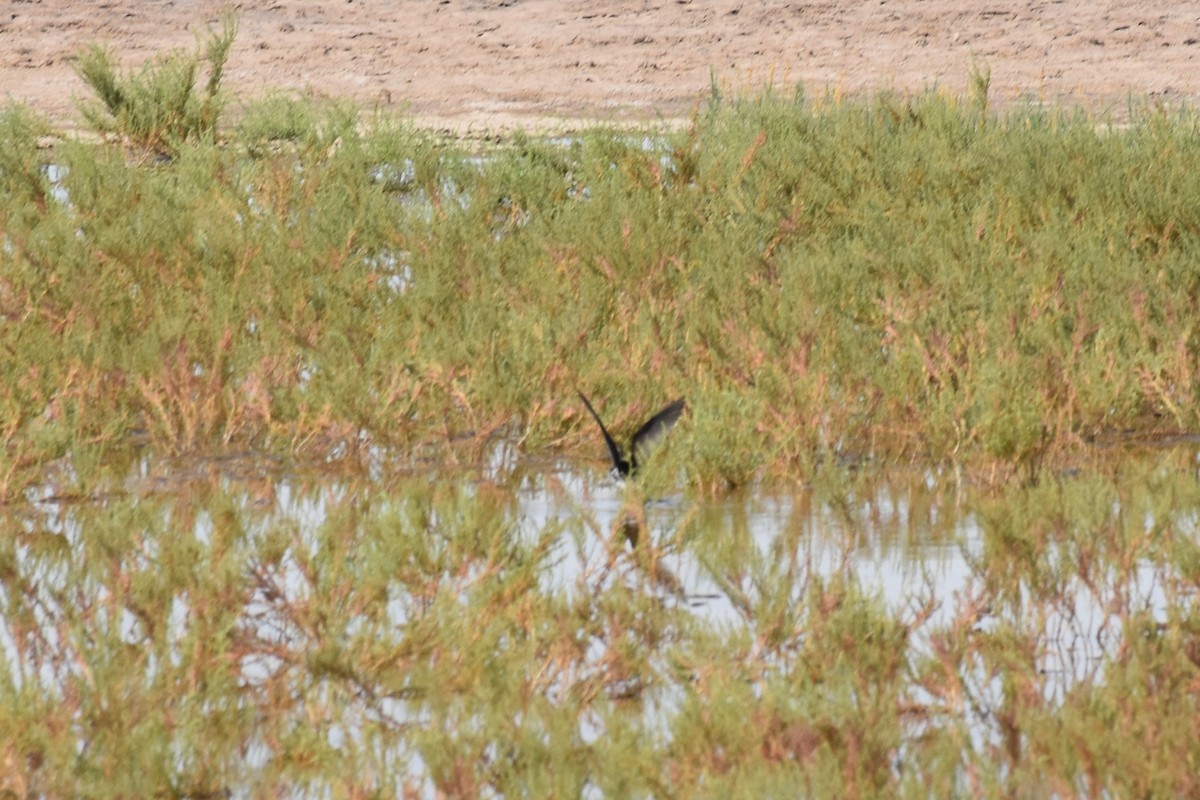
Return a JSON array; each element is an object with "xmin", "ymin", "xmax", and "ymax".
[{"xmin": 3, "ymin": 1, "xmax": 1200, "ymax": 133}]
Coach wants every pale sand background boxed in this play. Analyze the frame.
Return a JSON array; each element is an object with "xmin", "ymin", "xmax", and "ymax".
[{"xmin": 3, "ymin": 1, "xmax": 1199, "ymax": 132}]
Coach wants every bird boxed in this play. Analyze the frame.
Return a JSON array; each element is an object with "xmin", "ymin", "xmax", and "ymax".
[{"xmin": 577, "ymin": 391, "xmax": 686, "ymax": 478}]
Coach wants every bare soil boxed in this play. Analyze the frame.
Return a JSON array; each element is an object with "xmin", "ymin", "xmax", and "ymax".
[{"xmin": 3, "ymin": 1, "xmax": 1200, "ymax": 133}]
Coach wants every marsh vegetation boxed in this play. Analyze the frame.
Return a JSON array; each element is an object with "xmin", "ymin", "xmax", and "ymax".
[{"xmin": 2, "ymin": 28, "xmax": 1200, "ymax": 797}]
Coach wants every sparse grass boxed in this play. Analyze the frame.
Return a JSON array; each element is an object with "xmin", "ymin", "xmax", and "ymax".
[{"xmin": 3, "ymin": 43, "xmax": 1200, "ymax": 794}]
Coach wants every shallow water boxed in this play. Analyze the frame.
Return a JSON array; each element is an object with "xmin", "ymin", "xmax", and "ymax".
[
  {"xmin": 4, "ymin": 447, "xmax": 1197, "ymax": 794},
  {"xmin": 11, "ymin": 451, "xmax": 1183, "ymax": 680}
]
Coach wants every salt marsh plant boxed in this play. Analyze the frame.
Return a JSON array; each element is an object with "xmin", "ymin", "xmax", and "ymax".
[
  {"xmin": 73, "ymin": 13, "xmax": 237, "ymax": 154},
  {"xmin": 5, "ymin": 58, "xmax": 1200, "ymax": 792},
  {"xmin": 8, "ymin": 77, "xmax": 1200, "ymax": 488},
  {"xmin": 1, "ymin": 458, "xmax": 1198, "ymax": 796}
]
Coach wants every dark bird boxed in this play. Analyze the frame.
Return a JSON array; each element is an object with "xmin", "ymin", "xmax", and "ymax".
[{"xmin": 578, "ymin": 391, "xmax": 686, "ymax": 478}]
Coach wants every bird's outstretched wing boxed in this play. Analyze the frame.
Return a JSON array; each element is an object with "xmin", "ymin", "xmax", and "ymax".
[
  {"xmin": 630, "ymin": 397, "xmax": 686, "ymax": 470},
  {"xmin": 578, "ymin": 391, "xmax": 627, "ymax": 474}
]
